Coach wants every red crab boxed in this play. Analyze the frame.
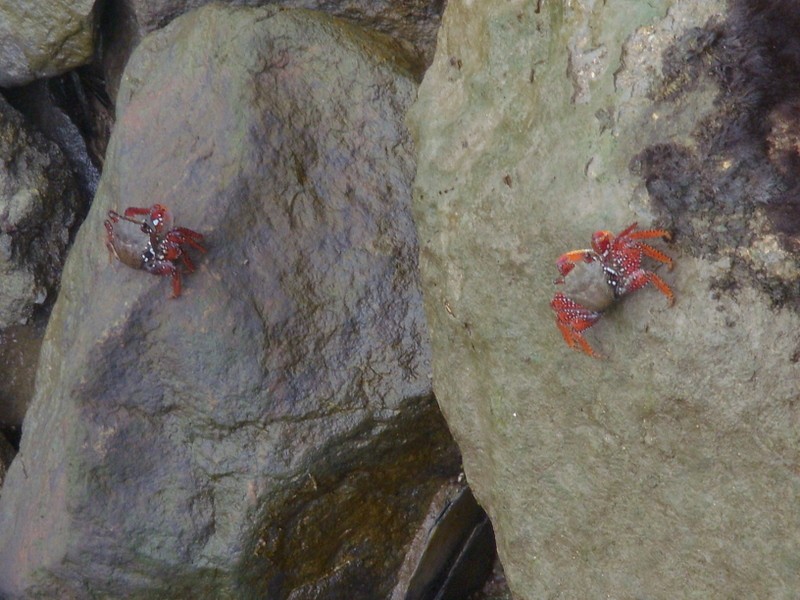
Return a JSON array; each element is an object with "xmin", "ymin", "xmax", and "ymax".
[
  {"xmin": 550, "ymin": 222, "xmax": 674, "ymax": 357},
  {"xmin": 104, "ymin": 203, "xmax": 206, "ymax": 298}
]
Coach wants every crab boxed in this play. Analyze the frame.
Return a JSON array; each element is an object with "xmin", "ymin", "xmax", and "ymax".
[
  {"xmin": 550, "ymin": 222, "xmax": 674, "ymax": 357},
  {"xmin": 104, "ymin": 203, "xmax": 206, "ymax": 298}
]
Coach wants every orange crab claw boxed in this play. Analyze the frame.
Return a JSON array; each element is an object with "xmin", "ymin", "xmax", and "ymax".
[{"xmin": 550, "ymin": 292, "xmax": 603, "ymax": 358}]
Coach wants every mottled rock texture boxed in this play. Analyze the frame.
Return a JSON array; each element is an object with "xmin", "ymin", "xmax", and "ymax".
[
  {"xmin": 102, "ymin": 0, "xmax": 443, "ymax": 99},
  {"xmin": 0, "ymin": 1, "xmax": 96, "ymax": 86},
  {"xmin": 0, "ymin": 96, "xmax": 81, "ymax": 328},
  {"xmin": 0, "ymin": 6, "xmax": 459, "ymax": 598},
  {"xmin": 409, "ymin": 0, "xmax": 800, "ymax": 597}
]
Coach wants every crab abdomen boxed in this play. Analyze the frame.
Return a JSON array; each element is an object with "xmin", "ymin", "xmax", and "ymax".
[
  {"xmin": 556, "ymin": 259, "xmax": 615, "ymax": 312},
  {"xmin": 108, "ymin": 218, "xmax": 150, "ymax": 270}
]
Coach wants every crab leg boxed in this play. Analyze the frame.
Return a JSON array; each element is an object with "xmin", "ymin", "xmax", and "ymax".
[
  {"xmin": 555, "ymin": 249, "xmax": 598, "ymax": 280},
  {"xmin": 104, "ymin": 218, "xmax": 120, "ymax": 263},
  {"xmin": 181, "ymin": 252, "xmax": 196, "ymax": 272},
  {"xmin": 150, "ymin": 262, "xmax": 183, "ymax": 298},
  {"xmin": 550, "ymin": 293, "xmax": 603, "ymax": 357},
  {"xmin": 623, "ymin": 269, "xmax": 675, "ymax": 305},
  {"xmin": 637, "ymin": 242, "xmax": 674, "ymax": 269},
  {"xmin": 122, "ymin": 206, "xmax": 154, "ymax": 218},
  {"xmin": 626, "ymin": 227, "xmax": 672, "ymax": 242},
  {"xmin": 169, "ymin": 228, "xmax": 206, "ymax": 253}
]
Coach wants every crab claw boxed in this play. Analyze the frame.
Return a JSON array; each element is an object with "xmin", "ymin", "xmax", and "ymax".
[
  {"xmin": 550, "ymin": 292, "xmax": 603, "ymax": 358},
  {"xmin": 555, "ymin": 249, "xmax": 597, "ymax": 278}
]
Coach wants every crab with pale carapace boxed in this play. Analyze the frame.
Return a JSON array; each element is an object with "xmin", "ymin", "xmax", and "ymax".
[
  {"xmin": 104, "ymin": 203, "xmax": 206, "ymax": 298},
  {"xmin": 551, "ymin": 222, "xmax": 674, "ymax": 358}
]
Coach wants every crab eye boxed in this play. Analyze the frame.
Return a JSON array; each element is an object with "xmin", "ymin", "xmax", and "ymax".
[{"xmin": 591, "ymin": 231, "xmax": 612, "ymax": 254}]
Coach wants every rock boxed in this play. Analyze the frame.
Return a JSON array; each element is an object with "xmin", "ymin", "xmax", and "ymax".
[
  {"xmin": 409, "ymin": 0, "xmax": 800, "ymax": 597},
  {"xmin": 0, "ymin": 95, "xmax": 82, "ymax": 328},
  {"xmin": 391, "ymin": 480, "xmax": 495, "ymax": 600},
  {"xmin": 0, "ymin": 5, "xmax": 461, "ymax": 597},
  {"xmin": 101, "ymin": 0, "xmax": 443, "ymax": 99},
  {"xmin": 0, "ymin": 1, "xmax": 96, "ymax": 87},
  {"xmin": 0, "ymin": 431, "xmax": 14, "ymax": 489},
  {"xmin": 4, "ymin": 76, "xmax": 105, "ymax": 198},
  {"xmin": 0, "ymin": 319, "xmax": 47, "ymax": 433}
]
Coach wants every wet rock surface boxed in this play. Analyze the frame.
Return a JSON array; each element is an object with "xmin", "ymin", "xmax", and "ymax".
[
  {"xmin": 0, "ymin": 0, "xmax": 97, "ymax": 86},
  {"xmin": 410, "ymin": 0, "xmax": 800, "ymax": 597},
  {"xmin": 0, "ymin": 5, "xmax": 461, "ymax": 597}
]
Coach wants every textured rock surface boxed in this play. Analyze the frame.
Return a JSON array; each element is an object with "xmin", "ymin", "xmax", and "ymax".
[
  {"xmin": 124, "ymin": 0, "xmax": 442, "ymax": 66},
  {"xmin": 391, "ymin": 480, "xmax": 494, "ymax": 600},
  {"xmin": 0, "ymin": 6, "xmax": 460, "ymax": 598},
  {"xmin": 409, "ymin": 0, "xmax": 800, "ymax": 597},
  {"xmin": 0, "ymin": 1, "xmax": 96, "ymax": 86},
  {"xmin": 102, "ymin": 0, "xmax": 443, "ymax": 99},
  {"xmin": 0, "ymin": 96, "xmax": 82, "ymax": 328},
  {"xmin": 0, "ymin": 432, "xmax": 14, "ymax": 486},
  {"xmin": 4, "ymin": 78, "xmax": 104, "ymax": 198},
  {"xmin": 0, "ymin": 320, "xmax": 46, "ymax": 432}
]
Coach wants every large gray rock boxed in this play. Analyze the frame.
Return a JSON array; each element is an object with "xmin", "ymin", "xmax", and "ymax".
[
  {"xmin": 0, "ymin": 1, "xmax": 96, "ymax": 86},
  {"xmin": 0, "ymin": 6, "xmax": 459, "ymax": 598},
  {"xmin": 409, "ymin": 0, "xmax": 800, "ymax": 597}
]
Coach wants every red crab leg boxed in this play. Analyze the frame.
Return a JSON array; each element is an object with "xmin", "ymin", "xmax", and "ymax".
[
  {"xmin": 551, "ymin": 293, "xmax": 602, "ymax": 358},
  {"xmin": 181, "ymin": 252, "xmax": 196, "ymax": 272},
  {"xmin": 555, "ymin": 249, "xmax": 596, "ymax": 279},
  {"xmin": 169, "ymin": 228, "xmax": 207, "ymax": 253},
  {"xmin": 146, "ymin": 261, "xmax": 183, "ymax": 298},
  {"xmin": 122, "ymin": 206, "xmax": 153, "ymax": 218},
  {"xmin": 638, "ymin": 242, "xmax": 674, "ymax": 269},
  {"xmin": 624, "ymin": 270, "xmax": 675, "ymax": 305},
  {"xmin": 556, "ymin": 321, "xmax": 601, "ymax": 358},
  {"xmin": 627, "ymin": 227, "xmax": 672, "ymax": 242},
  {"xmin": 104, "ymin": 218, "xmax": 119, "ymax": 263},
  {"xmin": 615, "ymin": 222, "xmax": 639, "ymax": 240},
  {"xmin": 171, "ymin": 272, "xmax": 182, "ymax": 298}
]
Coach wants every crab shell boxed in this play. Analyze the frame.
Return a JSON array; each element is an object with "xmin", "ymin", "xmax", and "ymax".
[
  {"xmin": 557, "ymin": 259, "xmax": 615, "ymax": 312},
  {"xmin": 107, "ymin": 217, "xmax": 156, "ymax": 270}
]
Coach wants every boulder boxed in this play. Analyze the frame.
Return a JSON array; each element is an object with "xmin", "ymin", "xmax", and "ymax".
[
  {"xmin": 101, "ymin": 0, "xmax": 443, "ymax": 100},
  {"xmin": 0, "ymin": 6, "xmax": 460, "ymax": 597},
  {"xmin": 0, "ymin": 95, "xmax": 81, "ymax": 328},
  {"xmin": 409, "ymin": 0, "xmax": 800, "ymax": 596},
  {"xmin": 0, "ymin": 1, "xmax": 96, "ymax": 87}
]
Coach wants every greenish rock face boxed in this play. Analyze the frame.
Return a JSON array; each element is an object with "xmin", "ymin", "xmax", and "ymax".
[
  {"xmin": 0, "ymin": 1, "xmax": 96, "ymax": 86},
  {"xmin": 409, "ymin": 0, "xmax": 800, "ymax": 596}
]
